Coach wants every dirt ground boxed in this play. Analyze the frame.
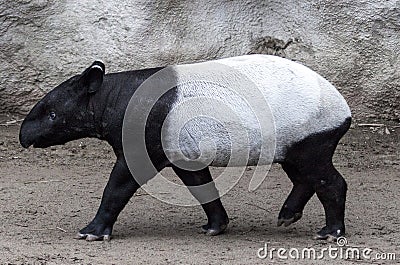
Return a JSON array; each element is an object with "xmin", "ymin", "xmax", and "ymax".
[{"xmin": 0, "ymin": 118, "xmax": 399, "ymax": 264}]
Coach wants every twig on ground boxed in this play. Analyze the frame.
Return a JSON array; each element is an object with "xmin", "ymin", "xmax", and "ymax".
[
  {"xmin": 357, "ymin": 123, "xmax": 385, "ymax": 127},
  {"xmin": 245, "ymin": 202, "xmax": 268, "ymax": 212},
  {"xmin": 23, "ymin": 180, "xmax": 65, "ymax": 184},
  {"xmin": 15, "ymin": 224, "xmax": 68, "ymax": 233},
  {"xmin": 0, "ymin": 119, "xmax": 24, "ymax": 126},
  {"xmin": 56, "ymin": 226, "xmax": 67, "ymax": 233},
  {"xmin": 15, "ymin": 223, "xmax": 29, "ymax": 228}
]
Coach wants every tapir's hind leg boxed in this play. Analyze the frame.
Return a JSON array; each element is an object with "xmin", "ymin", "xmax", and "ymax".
[
  {"xmin": 285, "ymin": 160, "xmax": 347, "ymax": 240},
  {"xmin": 310, "ymin": 163, "xmax": 347, "ymax": 240},
  {"xmin": 283, "ymin": 117, "xmax": 351, "ymax": 240},
  {"xmin": 277, "ymin": 162, "xmax": 315, "ymax": 227},
  {"xmin": 172, "ymin": 166, "xmax": 229, "ymax": 236}
]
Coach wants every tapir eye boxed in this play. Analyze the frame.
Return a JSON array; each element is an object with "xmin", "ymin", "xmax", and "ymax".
[{"xmin": 49, "ymin": 111, "xmax": 56, "ymax": 120}]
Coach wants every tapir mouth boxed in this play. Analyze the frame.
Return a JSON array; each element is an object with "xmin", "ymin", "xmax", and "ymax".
[
  {"xmin": 20, "ymin": 136, "xmax": 48, "ymax": 149},
  {"xmin": 20, "ymin": 137, "xmax": 33, "ymax": 148},
  {"xmin": 32, "ymin": 141, "xmax": 52, "ymax": 148},
  {"xmin": 20, "ymin": 139, "xmax": 45, "ymax": 149},
  {"xmin": 21, "ymin": 141, "xmax": 32, "ymax": 148},
  {"xmin": 31, "ymin": 137, "xmax": 52, "ymax": 148}
]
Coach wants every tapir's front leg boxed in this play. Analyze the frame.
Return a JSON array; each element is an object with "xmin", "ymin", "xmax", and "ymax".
[
  {"xmin": 76, "ymin": 157, "xmax": 139, "ymax": 241},
  {"xmin": 172, "ymin": 166, "xmax": 229, "ymax": 236}
]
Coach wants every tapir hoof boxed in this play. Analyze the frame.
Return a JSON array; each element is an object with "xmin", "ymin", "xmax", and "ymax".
[
  {"xmin": 75, "ymin": 232, "xmax": 111, "ymax": 241},
  {"xmin": 200, "ymin": 223, "xmax": 228, "ymax": 236},
  {"xmin": 75, "ymin": 221, "xmax": 113, "ymax": 241},
  {"xmin": 314, "ymin": 226, "xmax": 345, "ymax": 241},
  {"xmin": 277, "ymin": 211, "xmax": 303, "ymax": 227}
]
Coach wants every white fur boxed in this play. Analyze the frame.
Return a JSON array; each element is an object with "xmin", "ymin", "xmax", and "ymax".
[
  {"xmin": 162, "ymin": 55, "xmax": 351, "ymax": 166},
  {"xmin": 91, "ymin": 64, "xmax": 104, "ymax": 72}
]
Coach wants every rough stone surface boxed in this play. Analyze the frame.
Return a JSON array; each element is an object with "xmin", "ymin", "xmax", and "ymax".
[{"xmin": 1, "ymin": 0, "xmax": 399, "ymax": 120}]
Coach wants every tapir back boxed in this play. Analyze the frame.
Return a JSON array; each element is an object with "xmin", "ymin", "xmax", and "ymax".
[{"xmin": 161, "ymin": 55, "xmax": 351, "ymax": 165}]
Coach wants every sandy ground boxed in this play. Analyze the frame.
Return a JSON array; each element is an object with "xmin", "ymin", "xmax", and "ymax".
[{"xmin": 0, "ymin": 119, "xmax": 399, "ymax": 264}]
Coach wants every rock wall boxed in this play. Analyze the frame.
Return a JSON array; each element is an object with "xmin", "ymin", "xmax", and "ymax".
[{"xmin": 1, "ymin": 0, "xmax": 399, "ymax": 120}]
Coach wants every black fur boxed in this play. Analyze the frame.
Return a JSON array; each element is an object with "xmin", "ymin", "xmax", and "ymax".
[{"xmin": 278, "ymin": 117, "xmax": 351, "ymax": 239}]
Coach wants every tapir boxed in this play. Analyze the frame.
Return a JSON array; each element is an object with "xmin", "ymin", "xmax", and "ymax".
[{"xmin": 19, "ymin": 54, "xmax": 351, "ymax": 241}]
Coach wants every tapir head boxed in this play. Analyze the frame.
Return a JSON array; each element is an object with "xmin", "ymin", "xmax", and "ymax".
[{"xmin": 19, "ymin": 61, "xmax": 105, "ymax": 148}]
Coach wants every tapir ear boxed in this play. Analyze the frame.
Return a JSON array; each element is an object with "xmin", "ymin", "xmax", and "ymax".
[{"xmin": 80, "ymin": 60, "xmax": 105, "ymax": 94}]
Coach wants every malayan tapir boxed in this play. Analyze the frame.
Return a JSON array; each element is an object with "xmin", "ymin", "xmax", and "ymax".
[{"xmin": 19, "ymin": 54, "xmax": 351, "ymax": 241}]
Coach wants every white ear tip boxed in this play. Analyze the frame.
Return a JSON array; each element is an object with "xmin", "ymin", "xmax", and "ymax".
[{"xmin": 91, "ymin": 65, "xmax": 104, "ymax": 71}]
